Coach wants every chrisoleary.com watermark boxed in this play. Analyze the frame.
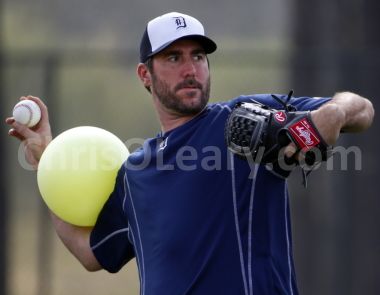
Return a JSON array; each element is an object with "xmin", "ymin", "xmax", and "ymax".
[{"xmin": 17, "ymin": 137, "xmax": 363, "ymax": 174}]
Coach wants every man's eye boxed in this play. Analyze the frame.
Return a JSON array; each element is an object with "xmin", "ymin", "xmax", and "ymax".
[
  {"xmin": 169, "ymin": 57, "xmax": 178, "ymax": 62},
  {"xmin": 194, "ymin": 56, "xmax": 203, "ymax": 61}
]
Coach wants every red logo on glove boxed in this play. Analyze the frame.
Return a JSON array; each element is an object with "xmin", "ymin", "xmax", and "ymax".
[
  {"xmin": 274, "ymin": 111, "xmax": 287, "ymax": 123},
  {"xmin": 289, "ymin": 119, "xmax": 321, "ymax": 151}
]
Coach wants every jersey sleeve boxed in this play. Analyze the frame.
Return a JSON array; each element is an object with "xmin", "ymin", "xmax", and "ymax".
[
  {"xmin": 225, "ymin": 93, "xmax": 332, "ymax": 111},
  {"xmin": 90, "ymin": 163, "xmax": 135, "ymax": 273},
  {"xmin": 288, "ymin": 95, "xmax": 332, "ymax": 111}
]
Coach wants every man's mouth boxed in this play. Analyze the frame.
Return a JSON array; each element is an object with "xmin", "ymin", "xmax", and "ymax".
[{"xmin": 175, "ymin": 79, "xmax": 203, "ymax": 92}]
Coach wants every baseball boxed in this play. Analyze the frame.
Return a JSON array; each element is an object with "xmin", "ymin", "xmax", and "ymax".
[{"xmin": 13, "ymin": 100, "xmax": 42, "ymax": 127}]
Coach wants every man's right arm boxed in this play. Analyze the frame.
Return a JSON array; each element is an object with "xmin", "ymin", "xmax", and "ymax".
[
  {"xmin": 50, "ymin": 211, "xmax": 102, "ymax": 271},
  {"xmin": 6, "ymin": 95, "xmax": 103, "ymax": 272}
]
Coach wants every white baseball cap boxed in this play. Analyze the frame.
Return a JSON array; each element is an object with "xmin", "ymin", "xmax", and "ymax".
[{"xmin": 140, "ymin": 12, "xmax": 217, "ymax": 63}]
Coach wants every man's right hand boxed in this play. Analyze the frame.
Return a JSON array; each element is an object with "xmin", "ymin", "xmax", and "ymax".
[{"xmin": 6, "ymin": 95, "xmax": 52, "ymax": 170}]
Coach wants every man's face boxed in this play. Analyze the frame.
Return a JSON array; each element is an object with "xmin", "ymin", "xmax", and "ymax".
[{"xmin": 150, "ymin": 39, "xmax": 211, "ymax": 116}]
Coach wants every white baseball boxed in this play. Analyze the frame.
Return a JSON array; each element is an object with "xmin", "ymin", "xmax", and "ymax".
[{"xmin": 13, "ymin": 100, "xmax": 42, "ymax": 127}]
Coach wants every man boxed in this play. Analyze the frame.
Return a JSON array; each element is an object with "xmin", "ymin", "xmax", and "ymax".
[{"xmin": 6, "ymin": 12, "xmax": 374, "ymax": 295}]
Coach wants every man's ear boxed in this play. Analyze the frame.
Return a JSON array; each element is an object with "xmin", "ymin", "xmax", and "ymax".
[{"xmin": 137, "ymin": 63, "xmax": 152, "ymax": 88}]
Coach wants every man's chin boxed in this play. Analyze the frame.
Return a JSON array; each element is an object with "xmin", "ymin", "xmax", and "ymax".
[{"xmin": 178, "ymin": 100, "xmax": 208, "ymax": 115}]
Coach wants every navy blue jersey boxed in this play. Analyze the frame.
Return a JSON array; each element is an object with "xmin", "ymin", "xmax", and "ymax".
[{"xmin": 90, "ymin": 94, "xmax": 331, "ymax": 295}]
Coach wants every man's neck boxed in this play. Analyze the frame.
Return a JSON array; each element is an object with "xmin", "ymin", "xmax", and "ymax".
[{"xmin": 157, "ymin": 106, "xmax": 206, "ymax": 135}]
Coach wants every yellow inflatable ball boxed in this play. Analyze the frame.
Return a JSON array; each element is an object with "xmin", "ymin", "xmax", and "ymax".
[{"xmin": 37, "ymin": 126, "xmax": 129, "ymax": 226}]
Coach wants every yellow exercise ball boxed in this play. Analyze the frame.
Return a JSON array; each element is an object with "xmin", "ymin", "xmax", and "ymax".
[{"xmin": 37, "ymin": 126, "xmax": 129, "ymax": 226}]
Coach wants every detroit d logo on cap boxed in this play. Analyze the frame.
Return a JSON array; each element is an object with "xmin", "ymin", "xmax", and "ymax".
[{"xmin": 173, "ymin": 16, "xmax": 187, "ymax": 29}]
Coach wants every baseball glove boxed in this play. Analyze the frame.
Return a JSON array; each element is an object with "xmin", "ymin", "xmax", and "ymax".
[{"xmin": 224, "ymin": 90, "xmax": 335, "ymax": 185}]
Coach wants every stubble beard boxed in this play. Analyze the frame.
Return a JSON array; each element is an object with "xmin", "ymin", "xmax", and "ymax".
[{"xmin": 151, "ymin": 73, "xmax": 211, "ymax": 116}]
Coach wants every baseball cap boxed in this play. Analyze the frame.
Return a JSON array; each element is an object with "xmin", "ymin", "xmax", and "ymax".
[{"xmin": 140, "ymin": 12, "xmax": 217, "ymax": 63}]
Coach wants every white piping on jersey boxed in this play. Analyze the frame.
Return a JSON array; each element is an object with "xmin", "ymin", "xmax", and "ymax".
[
  {"xmin": 247, "ymin": 163, "xmax": 259, "ymax": 295},
  {"xmin": 91, "ymin": 228, "xmax": 129, "ymax": 251},
  {"xmin": 125, "ymin": 172, "xmax": 146, "ymax": 295},
  {"xmin": 127, "ymin": 222, "xmax": 134, "ymax": 245},
  {"xmin": 123, "ymin": 172, "xmax": 127, "ymax": 212},
  {"xmin": 129, "ymin": 225, "xmax": 144, "ymax": 295},
  {"xmin": 214, "ymin": 103, "xmax": 232, "ymax": 112},
  {"xmin": 230, "ymin": 152, "xmax": 249, "ymax": 295},
  {"xmin": 284, "ymin": 184, "xmax": 294, "ymax": 295}
]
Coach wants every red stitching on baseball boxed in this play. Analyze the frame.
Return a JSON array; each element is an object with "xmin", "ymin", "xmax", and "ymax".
[{"xmin": 14, "ymin": 103, "xmax": 33, "ymax": 126}]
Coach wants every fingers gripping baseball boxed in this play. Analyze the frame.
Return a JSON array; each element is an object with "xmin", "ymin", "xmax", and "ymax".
[{"xmin": 6, "ymin": 96, "xmax": 52, "ymax": 169}]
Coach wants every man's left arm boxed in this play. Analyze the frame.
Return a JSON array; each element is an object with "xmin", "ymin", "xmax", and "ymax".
[
  {"xmin": 285, "ymin": 92, "xmax": 374, "ymax": 159},
  {"xmin": 310, "ymin": 92, "xmax": 374, "ymax": 146}
]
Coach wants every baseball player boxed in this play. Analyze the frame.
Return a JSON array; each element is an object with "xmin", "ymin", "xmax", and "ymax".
[{"xmin": 7, "ymin": 12, "xmax": 374, "ymax": 295}]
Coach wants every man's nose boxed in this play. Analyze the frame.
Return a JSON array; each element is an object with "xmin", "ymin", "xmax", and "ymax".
[{"xmin": 182, "ymin": 58, "xmax": 196, "ymax": 78}]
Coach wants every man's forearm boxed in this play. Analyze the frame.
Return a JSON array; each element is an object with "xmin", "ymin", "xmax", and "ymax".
[
  {"xmin": 50, "ymin": 211, "xmax": 102, "ymax": 272},
  {"xmin": 328, "ymin": 92, "xmax": 374, "ymax": 133},
  {"xmin": 310, "ymin": 92, "xmax": 374, "ymax": 147}
]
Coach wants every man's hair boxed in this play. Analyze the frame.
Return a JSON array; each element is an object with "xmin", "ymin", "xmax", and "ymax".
[{"xmin": 143, "ymin": 55, "xmax": 210, "ymax": 94}]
